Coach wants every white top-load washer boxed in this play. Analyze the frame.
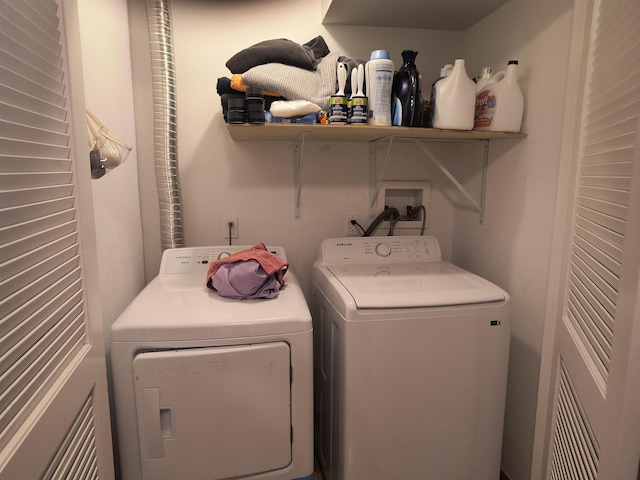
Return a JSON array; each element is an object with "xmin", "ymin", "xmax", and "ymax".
[
  {"xmin": 110, "ymin": 246, "xmax": 314, "ymax": 480},
  {"xmin": 311, "ymin": 236, "xmax": 511, "ymax": 480}
]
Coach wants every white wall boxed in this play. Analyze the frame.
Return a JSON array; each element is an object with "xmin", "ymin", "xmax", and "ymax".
[
  {"xmin": 77, "ymin": 0, "xmax": 145, "ymax": 351},
  {"xmin": 458, "ymin": 0, "xmax": 574, "ymax": 478}
]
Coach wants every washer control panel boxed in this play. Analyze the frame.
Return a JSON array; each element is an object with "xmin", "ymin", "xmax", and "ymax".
[
  {"xmin": 321, "ymin": 236, "xmax": 441, "ymax": 264},
  {"xmin": 160, "ymin": 245, "xmax": 285, "ymax": 275}
]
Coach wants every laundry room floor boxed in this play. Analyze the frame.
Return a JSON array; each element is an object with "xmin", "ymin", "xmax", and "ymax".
[{"xmin": 311, "ymin": 457, "xmax": 510, "ymax": 479}]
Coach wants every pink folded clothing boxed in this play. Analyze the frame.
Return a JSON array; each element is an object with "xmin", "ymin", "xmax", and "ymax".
[{"xmin": 206, "ymin": 244, "xmax": 289, "ymax": 299}]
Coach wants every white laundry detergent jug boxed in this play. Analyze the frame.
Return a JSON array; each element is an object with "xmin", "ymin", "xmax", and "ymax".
[
  {"xmin": 366, "ymin": 50, "xmax": 394, "ymax": 126},
  {"xmin": 474, "ymin": 60, "xmax": 524, "ymax": 132},
  {"xmin": 426, "ymin": 64, "xmax": 452, "ymax": 127},
  {"xmin": 475, "ymin": 66, "xmax": 494, "ymax": 92},
  {"xmin": 432, "ymin": 59, "xmax": 476, "ymax": 130}
]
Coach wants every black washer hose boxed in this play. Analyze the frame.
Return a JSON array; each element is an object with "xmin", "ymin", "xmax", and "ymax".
[{"xmin": 362, "ymin": 207, "xmax": 400, "ymax": 237}]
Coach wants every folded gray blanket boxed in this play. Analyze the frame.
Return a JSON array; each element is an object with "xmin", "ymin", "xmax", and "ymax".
[
  {"xmin": 226, "ymin": 36, "xmax": 330, "ymax": 74},
  {"xmin": 242, "ymin": 52, "xmax": 339, "ymax": 111}
]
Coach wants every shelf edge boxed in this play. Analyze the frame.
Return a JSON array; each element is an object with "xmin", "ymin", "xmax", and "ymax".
[{"xmin": 226, "ymin": 124, "xmax": 527, "ymax": 142}]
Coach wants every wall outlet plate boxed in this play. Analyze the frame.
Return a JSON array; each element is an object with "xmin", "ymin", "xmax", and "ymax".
[
  {"xmin": 346, "ymin": 214, "xmax": 360, "ymax": 236},
  {"xmin": 223, "ymin": 216, "xmax": 238, "ymax": 239}
]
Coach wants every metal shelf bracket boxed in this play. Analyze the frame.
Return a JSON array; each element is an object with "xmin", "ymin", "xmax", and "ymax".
[
  {"xmin": 368, "ymin": 137, "xmax": 490, "ymax": 224},
  {"xmin": 293, "ymin": 132, "xmax": 309, "ymax": 219},
  {"xmin": 293, "ymin": 130, "xmax": 491, "ymax": 222},
  {"xmin": 369, "ymin": 135, "xmax": 397, "ymax": 218}
]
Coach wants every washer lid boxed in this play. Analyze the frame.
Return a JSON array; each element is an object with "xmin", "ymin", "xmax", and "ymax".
[
  {"xmin": 110, "ymin": 272, "xmax": 311, "ymax": 342},
  {"xmin": 326, "ymin": 261, "xmax": 506, "ymax": 308}
]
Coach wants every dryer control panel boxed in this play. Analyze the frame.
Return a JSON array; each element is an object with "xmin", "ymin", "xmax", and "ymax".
[
  {"xmin": 160, "ymin": 245, "xmax": 286, "ymax": 275},
  {"xmin": 320, "ymin": 236, "xmax": 441, "ymax": 264}
]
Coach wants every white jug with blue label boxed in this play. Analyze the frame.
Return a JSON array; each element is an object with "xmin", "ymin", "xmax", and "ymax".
[
  {"xmin": 365, "ymin": 50, "xmax": 394, "ymax": 126},
  {"xmin": 432, "ymin": 59, "xmax": 476, "ymax": 130},
  {"xmin": 474, "ymin": 60, "xmax": 524, "ymax": 132}
]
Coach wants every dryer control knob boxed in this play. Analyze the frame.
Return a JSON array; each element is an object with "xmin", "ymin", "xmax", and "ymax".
[{"xmin": 375, "ymin": 242, "xmax": 392, "ymax": 257}]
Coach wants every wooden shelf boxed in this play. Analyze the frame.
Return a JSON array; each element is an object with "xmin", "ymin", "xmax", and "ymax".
[{"xmin": 226, "ymin": 124, "xmax": 526, "ymax": 143}]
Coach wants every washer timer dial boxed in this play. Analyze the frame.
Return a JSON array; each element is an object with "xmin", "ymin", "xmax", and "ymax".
[{"xmin": 375, "ymin": 242, "xmax": 392, "ymax": 257}]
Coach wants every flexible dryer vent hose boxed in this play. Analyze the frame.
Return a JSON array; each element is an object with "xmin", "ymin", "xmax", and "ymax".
[{"xmin": 145, "ymin": 0, "xmax": 184, "ymax": 249}]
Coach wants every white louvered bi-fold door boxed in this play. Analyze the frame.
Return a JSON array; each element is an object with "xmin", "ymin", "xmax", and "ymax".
[
  {"xmin": 543, "ymin": 0, "xmax": 640, "ymax": 477},
  {"xmin": 0, "ymin": 0, "xmax": 114, "ymax": 478}
]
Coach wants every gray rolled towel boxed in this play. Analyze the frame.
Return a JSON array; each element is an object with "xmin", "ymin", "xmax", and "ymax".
[{"xmin": 242, "ymin": 52, "xmax": 339, "ymax": 111}]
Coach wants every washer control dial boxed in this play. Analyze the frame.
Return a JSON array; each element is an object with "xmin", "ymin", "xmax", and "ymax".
[{"xmin": 375, "ymin": 242, "xmax": 392, "ymax": 257}]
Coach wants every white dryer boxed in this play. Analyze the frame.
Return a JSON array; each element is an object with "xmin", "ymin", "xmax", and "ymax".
[
  {"xmin": 110, "ymin": 246, "xmax": 314, "ymax": 480},
  {"xmin": 311, "ymin": 236, "xmax": 511, "ymax": 480}
]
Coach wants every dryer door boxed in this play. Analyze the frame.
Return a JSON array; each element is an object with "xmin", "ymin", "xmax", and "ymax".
[{"xmin": 133, "ymin": 342, "xmax": 292, "ymax": 480}]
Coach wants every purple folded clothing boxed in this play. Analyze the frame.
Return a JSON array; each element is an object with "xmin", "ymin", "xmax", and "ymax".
[{"xmin": 210, "ymin": 260, "xmax": 282, "ymax": 299}]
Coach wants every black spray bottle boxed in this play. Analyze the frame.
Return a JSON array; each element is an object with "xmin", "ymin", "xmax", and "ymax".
[{"xmin": 393, "ymin": 50, "xmax": 423, "ymax": 127}]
